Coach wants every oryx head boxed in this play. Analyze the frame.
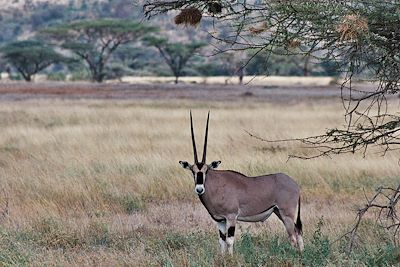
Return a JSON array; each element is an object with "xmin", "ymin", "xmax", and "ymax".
[{"xmin": 179, "ymin": 111, "xmax": 221, "ymax": 195}]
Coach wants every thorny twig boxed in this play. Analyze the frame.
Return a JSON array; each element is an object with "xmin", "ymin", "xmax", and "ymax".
[
  {"xmin": 145, "ymin": 0, "xmax": 400, "ymax": 158},
  {"xmin": 341, "ymin": 185, "xmax": 400, "ymax": 254}
]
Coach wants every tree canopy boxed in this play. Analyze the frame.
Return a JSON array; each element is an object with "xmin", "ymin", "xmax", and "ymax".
[
  {"xmin": 145, "ymin": 36, "xmax": 206, "ymax": 83},
  {"xmin": 42, "ymin": 19, "xmax": 157, "ymax": 82},
  {"xmin": 0, "ymin": 40, "xmax": 67, "ymax": 82},
  {"xmin": 144, "ymin": 0, "xmax": 400, "ymax": 157}
]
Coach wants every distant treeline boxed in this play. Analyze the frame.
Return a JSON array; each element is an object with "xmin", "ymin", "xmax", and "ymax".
[{"xmin": 0, "ymin": 0, "xmax": 339, "ymax": 83}]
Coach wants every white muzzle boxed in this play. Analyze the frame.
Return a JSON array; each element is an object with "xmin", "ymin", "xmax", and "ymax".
[{"xmin": 195, "ymin": 184, "xmax": 205, "ymax": 195}]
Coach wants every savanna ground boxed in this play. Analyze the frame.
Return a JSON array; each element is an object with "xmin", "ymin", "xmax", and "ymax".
[{"xmin": 0, "ymin": 81, "xmax": 399, "ymax": 266}]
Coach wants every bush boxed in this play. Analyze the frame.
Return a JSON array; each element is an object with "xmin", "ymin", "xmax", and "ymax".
[
  {"xmin": 302, "ymin": 217, "xmax": 331, "ymax": 267},
  {"xmin": 86, "ymin": 221, "xmax": 110, "ymax": 247},
  {"xmin": 119, "ymin": 194, "xmax": 146, "ymax": 214},
  {"xmin": 30, "ymin": 217, "xmax": 79, "ymax": 249},
  {"xmin": 104, "ymin": 63, "xmax": 134, "ymax": 80},
  {"xmin": 47, "ymin": 72, "xmax": 66, "ymax": 81},
  {"xmin": 0, "ymin": 227, "xmax": 30, "ymax": 266},
  {"xmin": 69, "ymin": 70, "xmax": 91, "ymax": 81},
  {"xmin": 236, "ymin": 232, "xmax": 269, "ymax": 266}
]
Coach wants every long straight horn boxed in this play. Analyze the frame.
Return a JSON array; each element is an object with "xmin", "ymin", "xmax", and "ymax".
[
  {"xmin": 201, "ymin": 111, "xmax": 210, "ymax": 164},
  {"xmin": 190, "ymin": 110, "xmax": 199, "ymax": 163}
]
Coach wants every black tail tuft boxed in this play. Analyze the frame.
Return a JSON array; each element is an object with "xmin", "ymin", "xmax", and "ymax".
[{"xmin": 295, "ymin": 196, "xmax": 303, "ymax": 235}]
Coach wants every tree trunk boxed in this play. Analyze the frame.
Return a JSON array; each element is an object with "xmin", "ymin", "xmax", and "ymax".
[
  {"xmin": 87, "ymin": 60, "xmax": 105, "ymax": 83},
  {"xmin": 91, "ymin": 70, "xmax": 104, "ymax": 83},
  {"xmin": 303, "ymin": 55, "xmax": 310, "ymax": 77},
  {"xmin": 174, "ymin": 76, "xmax": 179, "ymax": 84},
  {"xmin": 94, "ymin": 75, "xmax": 104, "ymax": 83},
  {"xmin": 22, "ymin": 73, "xmax": 32, "ymax": 82},
  {"xmin": 237, "ymin": 66, "xmax": 244, "ymax": 85}
]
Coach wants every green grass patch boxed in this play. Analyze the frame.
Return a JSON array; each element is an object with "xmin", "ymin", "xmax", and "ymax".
[
  {"xmin": 142, "ymin": 218, "xmax": 399, "ymax": 267},
  {"xmin": 0, "ymin": 227, "xmax": 31, "ymax": 267}
]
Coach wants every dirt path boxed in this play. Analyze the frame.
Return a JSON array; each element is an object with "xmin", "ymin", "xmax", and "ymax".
[{"xmin": 0, "ymin": 82, "xmax": 362, "ymax": 103}]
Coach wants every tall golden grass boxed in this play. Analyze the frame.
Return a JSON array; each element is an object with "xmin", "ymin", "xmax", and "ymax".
[{"xmin": 0, "ymin": 99, "xmax": 398, "ymax": 265}]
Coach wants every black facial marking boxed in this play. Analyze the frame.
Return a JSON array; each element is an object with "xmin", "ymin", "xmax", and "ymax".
[
  {"xmin": 196, "ymin": 163, "xmax": 204, "ymax": 169},
  {"xmin": 273, "ymin": 206, "xmax": 283, "ymax": 221},
  {"xmin": 196, "ymin": 172, "xmax": 204, "ymax": 184},
  {"xmin": 219, "ymin": 230, "xmax": 226, "ymax": 241},
  {"xmin": 228, "ymin": 226, "xmax": 235, "ymax": 237}
]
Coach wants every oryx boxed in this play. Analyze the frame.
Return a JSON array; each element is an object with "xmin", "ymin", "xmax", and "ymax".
[{"xmin": 179, "ymin": 111, "xmax": 304, "ymax": 254}]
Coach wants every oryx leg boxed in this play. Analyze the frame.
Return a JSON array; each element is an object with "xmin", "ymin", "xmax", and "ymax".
[
  {"xmin": 296, "ymin": 229, "xmax": 304, "ymax": 252},
  {"xmin": 225, "ymin": 216, "xmax": 237, "ymax": 255},
  {"xmin": 274, "ymin": 209, "xmax": 303, "ymax": 252},
  {"xmin": 217, "ymin": 221, "xmax": 227, "ymax": 254}
]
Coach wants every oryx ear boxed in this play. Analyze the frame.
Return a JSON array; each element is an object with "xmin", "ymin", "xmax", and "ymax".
[
  {"xmin": 179, "ymin": 161, "xmax": 191, "ymax": 169},
  {"xmin": 209, "ymin": 161, "xmax": 221, "ymax": 169}
]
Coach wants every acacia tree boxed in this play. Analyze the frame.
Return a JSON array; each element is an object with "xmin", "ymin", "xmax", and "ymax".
[
  {"xmin": 144, "ymin": 1, "xmax": 400, "ymax": 156},
  {"xmin": 145, "ymin": 36, "xmax": 205, "ymax": 84},
  {"xmin": 42, "ymin": 19, "xmax": 156, "ymax": 82},
  {"xmin": 144, "ymin": 0, "xmax": 400, "ymax": 252},
  {"xmin": 0, "ymin": 40, "xmax": 67, "ymax": 82}
]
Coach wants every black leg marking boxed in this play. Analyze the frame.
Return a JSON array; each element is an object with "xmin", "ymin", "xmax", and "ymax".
[
  {"xmin": 273, "ymin": 207, "xmax": 283, "ymax": 221},
  {"xmin": 227, "ymin": 226, "xmax": 235, "ymax": 237},
  {"xmin": 219, "ymin": 230, "xmax": 226, "ymax": 241}
]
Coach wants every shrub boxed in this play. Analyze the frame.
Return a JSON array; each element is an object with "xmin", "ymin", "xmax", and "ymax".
[
  {"xmin": 0, "ymin": 227, "xmax": 30, "ymax": 266},
  {"xmin": 86, "ymin": 221, "xmax": 110, "ymax": 247},
  {"xmin": 47, "ymin": 72, "xmax": 66, "ymax": 81},
  {"xmin": 302, "ymin": 217, "xmax": 331, "ymax": 267},
  {"xmin": 119, "ymin": 194, "xmax": 146, "ymax": 214},
  {"xmin": 31, "ymin": 217, "xmax": 79, "ymax": 249}
]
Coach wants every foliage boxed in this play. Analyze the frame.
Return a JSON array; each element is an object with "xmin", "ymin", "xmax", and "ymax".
[
  {"xmin": 144, "ymin": 228, "xmax": 399, "ymax": 266},
  {"xmin": 144, "ymin": 0, "xmax": 400, "ymax": 156},
  {"xmin": 30, "ymin": 3, "xmax": 66, "ymax": 29},
  {"xmin": 42, "ymin": 19, "xmax": 157, "ymax": 82},
  {"xmin": 195, "ymin": 62, "xmax": 230, "ymax": 76},
  {"xmin": 0, "ymin": 227, "xmax": 31, "ymax": 266},
  {"xmin": 119, "ymin": 194, "xmax": 146, "ymax": 214},
  {"xmin": 302, "ymin": 218, "xmax": 331, "ymax": 266},
  {"xmin": 246, "ymin": 49, "xmax": 340, "ymax": 77},
  {"xmin": 340, "ymin": 186, "xmax": 400, "ymax": 255},
  {"xmin": 30, "ymin": 217, "xmax": 80, "ymax": 249},
  {"xmin": 0, "ymin": 40, "xmax": 68, "ymax": 82},
  {"xmin": 47, "ymin": 72, "xmax": 67, "ymax": 81},
  {"xmin": 104, "ymin": 63, "xmax": 135, "ymax": 80},
  {"xmin": 111, "ymin": 45, "xmax": 143, "ymax": 69},
  {"xmin": 145, "ymin": 36, "xmax": 206, "ymax": 83}
]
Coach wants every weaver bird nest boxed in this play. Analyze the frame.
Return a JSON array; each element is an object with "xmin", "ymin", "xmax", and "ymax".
[
  {"xmin": 174, "ymin": 2, "xmax": 223, "ymax": 26},
  {"xmin": 336, "ymin": 14, "xmax": 369, "ymax": 41},
  {"xmin": 175, "ymin": 7, "xmax": 203, "ymax": 26},
  {"xmin": 249, "ymin": 22, "xmax": 268, "ymax": 35},
  {"xmin": 208, "ymin": 1, "xmax": 222, "ymax": 14},
  {"xmin": 287, "ymin": 39, "xmax": 301, "ymax": 49}
]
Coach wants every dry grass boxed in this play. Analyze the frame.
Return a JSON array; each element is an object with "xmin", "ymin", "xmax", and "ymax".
[{"xmin": 0, "ymin": 98, "xmax": 398, "ymax": 266}]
